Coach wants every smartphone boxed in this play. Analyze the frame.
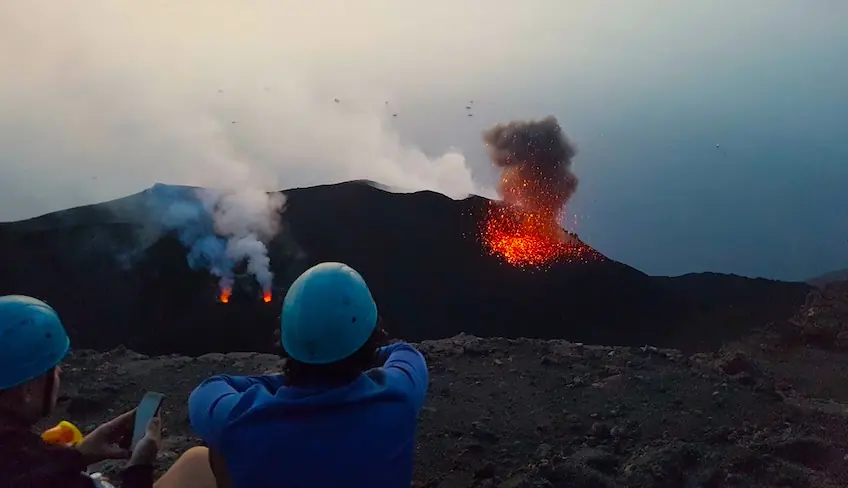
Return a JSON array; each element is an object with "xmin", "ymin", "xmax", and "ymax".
[{"xmin": 131, "ymin": 391, "xmax": 165, "ymax": 450}]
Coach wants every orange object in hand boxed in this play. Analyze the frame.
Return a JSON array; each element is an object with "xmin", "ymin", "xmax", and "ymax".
[{"xmin": 41, "ymin": 420, "xmax": 83, "ymax": 446}]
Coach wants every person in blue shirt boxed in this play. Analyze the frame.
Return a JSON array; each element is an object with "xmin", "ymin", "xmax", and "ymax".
[{"xmin": 188, "ymin": 262, "xmax": 430, "ymax": 488}]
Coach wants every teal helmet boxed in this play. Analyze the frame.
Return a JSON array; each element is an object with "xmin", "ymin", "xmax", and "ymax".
[
  {"xmin": 281, "ymin": 262, "xmax": 378, "ymax": 365},
  {"xmin": 0, "ymin": 295, "xmax": 70, "ymax": 390}
]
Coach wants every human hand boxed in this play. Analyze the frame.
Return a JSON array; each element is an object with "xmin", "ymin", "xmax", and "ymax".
[
  {"xmin": 75, "ymin": 409, "xmax": 135, "ymax": 465},
  {"xmin": 373, "ymin": 327, "xmax": 393, "ymax": 365},
  {"xmin": 127, "ymin": 415, "xmax": 162, "ymax": 467},
  {"xmin": 374, "ymin": 327, "xmax": 390, "ymax": 347}
]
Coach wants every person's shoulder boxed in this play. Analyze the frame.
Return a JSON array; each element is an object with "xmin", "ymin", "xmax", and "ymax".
[
  {"xmin": 368, "ymin": 359, "xmax": 428, "ymax": 404},
  {"xmin": 364, "ymin": 367, "xmax": 388, "ymax": 385}
]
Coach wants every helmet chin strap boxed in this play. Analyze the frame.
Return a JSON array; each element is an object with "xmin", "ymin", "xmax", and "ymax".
[{"xmin": 41, "ymin": 370, "xmax": 55, "ymax": 418}]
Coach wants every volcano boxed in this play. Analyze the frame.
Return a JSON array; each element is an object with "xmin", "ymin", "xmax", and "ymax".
[{"xmin": 0, "ymin": 181, "xmax": 811, "ymax": 356}]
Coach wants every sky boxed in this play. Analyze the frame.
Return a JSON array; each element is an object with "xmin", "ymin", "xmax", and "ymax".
[{"xmin": 0, "ymin": 0, "xmax": 845, "ymax": 281}]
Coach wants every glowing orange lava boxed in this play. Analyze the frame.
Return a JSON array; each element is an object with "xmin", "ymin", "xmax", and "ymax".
[
  {"xmin": 219, "ymin": 288, "xmax": 232, "ymax": 303},
  {"xmin": 263, "ymin": 291, "xmax": 272, "ymax": 303},
  {"xmin": 480, "ymin": 203, "xmax": 601, "ymax": 268}
]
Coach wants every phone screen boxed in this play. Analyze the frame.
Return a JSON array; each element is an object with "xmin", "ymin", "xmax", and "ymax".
[{"xmin": 131, "ymin": 391, "xmax": 164, "ymax": 450}]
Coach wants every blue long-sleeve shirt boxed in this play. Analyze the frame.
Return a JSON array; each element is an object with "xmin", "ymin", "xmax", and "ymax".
[{"xmin": 188, "ymin": 342, "xmax": 429, "ymax": 488}]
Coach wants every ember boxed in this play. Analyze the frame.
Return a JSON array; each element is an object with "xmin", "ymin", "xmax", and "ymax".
[
  {"xmin": 481, "ymin": 203, "xmax": 599, "ymax": 268},
  {"xmin": 219, "ymin": 287, "xmax": 232, "ymax": 303},
  {"xmin": 263, "ymin": 291, "xmax": 272, "ymax": 303}
]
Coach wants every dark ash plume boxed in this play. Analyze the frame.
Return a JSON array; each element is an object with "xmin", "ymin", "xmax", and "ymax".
[{"xmin": 482, "ymin": 115, "xmax": 579, "ymax": 216}]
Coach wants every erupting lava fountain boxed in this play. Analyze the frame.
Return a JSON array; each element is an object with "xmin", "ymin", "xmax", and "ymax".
[{"xmin": 479, "ymin": 116, "xmax": 603, "ymax": 269}]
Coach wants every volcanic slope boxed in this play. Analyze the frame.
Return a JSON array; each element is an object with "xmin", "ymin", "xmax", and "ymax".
[
  {"xmin": 0, "ymin": 181, "xmax": 810, "ymax": 355},
  {"xmin": 808, "ymin": 269, "xmax": 848, "ymax": 288}
]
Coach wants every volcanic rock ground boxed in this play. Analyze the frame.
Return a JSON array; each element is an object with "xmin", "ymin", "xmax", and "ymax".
[{"xmin": 41, "ymin": 282, "xmax": 848, "ymax": 488}]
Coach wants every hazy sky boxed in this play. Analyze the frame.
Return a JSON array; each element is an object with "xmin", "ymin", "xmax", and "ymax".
[{"xmin": 1, "ymin": 0, "xmax": 845, "ymax": 281}]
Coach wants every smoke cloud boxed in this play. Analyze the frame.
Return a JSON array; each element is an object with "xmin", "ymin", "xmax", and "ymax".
[
  {"xmin": 152, "ymin": 184, "xmax": 284, "ymax": 294},
  {"xmin": 0, "ymin": 1, "xmax": 487, "ymax": 223},
  {"xmin": 482, "ymin": 116, "xmax": 579, "ymax": 218},
  {"xmin": 0, "ymin": 1, "xmax": 498, "ymax": 293}
]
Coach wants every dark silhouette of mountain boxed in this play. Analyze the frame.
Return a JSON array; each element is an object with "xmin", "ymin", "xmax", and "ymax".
[
  {"xmin": 0, "ymin": 181, "xmax": 812, "ymax": 356},
  {"xmin": 808, "ymin": 269, "xmax": 848, "ymax": 288}
]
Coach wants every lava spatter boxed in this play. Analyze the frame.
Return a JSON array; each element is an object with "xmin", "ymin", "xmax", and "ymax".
[
  {"xmin": 219, "ymin": 287, "xmax": 232, "ymax": 303},
  {"xmin": 480, "ymin": 202, "xmax": 601, "ymax": 268}
]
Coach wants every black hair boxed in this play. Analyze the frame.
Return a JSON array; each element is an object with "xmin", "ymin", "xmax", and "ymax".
[{"xmin": 282, "ymin": 325, "xmax": 385, "ymax": 387}]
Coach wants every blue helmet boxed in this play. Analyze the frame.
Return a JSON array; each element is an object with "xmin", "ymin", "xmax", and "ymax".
[
  {"xmin": 281, "ymin": 262, "xmax": 378, "ymax": 365},
  {"xmin": 0, "ymin": 295, "xmax": 70, "ymax": 390}
]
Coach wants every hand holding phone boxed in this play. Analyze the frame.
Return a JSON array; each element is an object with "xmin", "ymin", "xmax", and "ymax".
[
  {"xmin": 76, "ymin": 400, "xmax": 160, "ymax": 468},
  {"xmin": 127, "ymin": 415, "xmax": 162, "ymax": 468},
  {"xmin": 131, "ymin": 391, "xmax": 165, "ymax": 450}
]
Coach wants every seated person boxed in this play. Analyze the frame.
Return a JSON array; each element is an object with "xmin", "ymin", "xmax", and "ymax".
[
  {"xmin": 189, "ymin": 262, "xmax": 430, "ymax": 488},
  {"xmin": 0, "ymin": 295, "xmax": 218, "ymax": 488}
]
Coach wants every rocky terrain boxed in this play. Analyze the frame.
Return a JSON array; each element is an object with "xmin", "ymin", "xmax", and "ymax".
[{"xmin": 42, "ymin": 281, "xmax": 848, "ymax": 488}]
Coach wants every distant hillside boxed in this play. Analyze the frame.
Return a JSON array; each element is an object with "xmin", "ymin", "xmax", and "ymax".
[
  {"xmin": 0, "ymin": 181, "xmax": 811, "ymax": 355},
  {"xmin": 808, "ymin": 269, "xmax": 848, "ymax": 288}
]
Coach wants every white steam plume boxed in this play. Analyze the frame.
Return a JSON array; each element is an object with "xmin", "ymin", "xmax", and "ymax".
[
  {"xmin": 0, "ymin": 1, "xmax": 487, "ymax": 223},
  {"xmin": 0, "ymin": 1, "xmax": 493, "ymax": 292},
  {"xmin": 154, "ymin": 184, "xmax": 284, "ymax": 295}
]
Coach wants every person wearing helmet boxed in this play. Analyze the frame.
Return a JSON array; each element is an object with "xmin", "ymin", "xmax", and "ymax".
[
  {"xmin": 0, "ymin": 295, "xmax": 218, "ymax": 488},
  {"xmin": 188, "ymin": 262, "xmax": 430, "ymax": 488}
]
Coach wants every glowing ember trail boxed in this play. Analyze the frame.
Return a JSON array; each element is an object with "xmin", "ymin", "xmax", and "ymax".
[
  {"xmin": 481, "ymin": 203, "xmax": 600, "ymax": 268},
  {"xmin": 219, "ymin": 288, "xmax": 232, "ymax": 303},
  {"xmin": 263, "ymin": 291, "xmax": 272, "ymax": 303}
]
